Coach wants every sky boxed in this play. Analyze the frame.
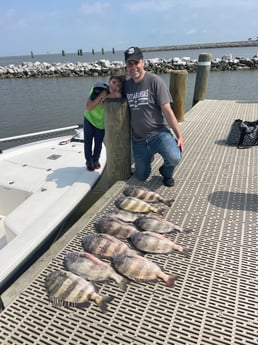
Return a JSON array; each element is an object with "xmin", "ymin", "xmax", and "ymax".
[{"xmin": 1, "ymin": 0, "xmax": 258, "ymax": 57}]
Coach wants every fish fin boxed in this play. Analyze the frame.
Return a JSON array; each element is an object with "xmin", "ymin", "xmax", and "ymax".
[
  {"xmin": 98, "ymin": 295, "xmax": 114, "ymax": 313},
  {"xmin": 124, "ymin": 276, "xmax": 158, "ymax": 284},
  {"xmin": 49, "ymin": 295, "xmax": 91, "ymax": 309},
  {"xmin": 164, "ymin": 274, "xmax": 178, "ymax": 288},
  {"xmin": 142, "ymin": 278, "xmax": 159, "ymax": 284},
  {"xmin": 128, "ymin": 246, "xmax": 145, "ymax": 256}
]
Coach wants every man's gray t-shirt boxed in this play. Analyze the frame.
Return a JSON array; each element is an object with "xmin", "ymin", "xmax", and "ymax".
[{"xmin": 125, "ymin": 72, "xmax": 172, "ymax": 142}]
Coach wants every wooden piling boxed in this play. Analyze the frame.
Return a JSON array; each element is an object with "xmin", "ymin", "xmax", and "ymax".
[
  {"xmin": 169, "ymin": 70, "xmax": 188, "ymax": 122},
  {"xmin": 192, "ymin": 53, "xmax": 212, "ymax": 106},
  {"xmin": 103, "ymin": 99, "xmax": 131, "ymax": 187}
]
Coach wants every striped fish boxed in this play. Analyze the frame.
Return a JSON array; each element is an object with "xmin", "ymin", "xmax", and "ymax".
[
  {"xmin": 82, "ymin": 233, "xmax": 137, "ymax": 258},
  {"xmin": 94, "ymin": 216, "xmax": 139, "ymax": 240},
  {"xmin": 63, "ymin": 252, "xmax": 128, "ymax": 291},
  {"xmin": 129, "ymin": 231, "xmax": 191, "ymax": 257},
  {"xmin": 134, "ymin": 214, "xmax": 192, "ymax": 234},
  {"xmin": 112, "ymin": 253, "xmax": 177, "ymax": 287},
  {"xmin": 45, "ymin": 270, "xmax": 113, "ymax": 312},
  {"xmin": 115, "ymin": 196, "xmax": 164, "ymax": 214},
  {"xmin": 124, "ymin": 186, "xmax": 174, "ymax": 207},
  {"xmin": 104, "ymin": 210, "xmax": 140, "ymax": 223}
]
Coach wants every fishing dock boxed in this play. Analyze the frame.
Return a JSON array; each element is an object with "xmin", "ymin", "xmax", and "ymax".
[{"xmin": 1, "ymin": 99, "xmax": 257, "ymax": 345}]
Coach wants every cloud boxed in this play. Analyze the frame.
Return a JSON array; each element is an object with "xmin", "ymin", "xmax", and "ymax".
[
  {"xmin": 80, "ymin": 2, "xmax": 110, "ymax": 16},
  {"xmin": 186, "ymin": 28, "xmax": 198, "ymax": 36},
  {"xmin": 1, "ymin": 0, "xmax": 258, "ymax": 56},
  {"xmin": 124, "ymin": 0, "xmax": 175, "ymax": 12}
]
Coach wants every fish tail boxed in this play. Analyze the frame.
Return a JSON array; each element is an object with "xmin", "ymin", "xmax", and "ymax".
[
  {"xmin": 183, "ymin": 228, "xmax": 193, "ymax": 234},
  {"xmin": 181, "ymin": 247, "xmax": 191, "ymax": 258},
  {"xmin": 156, "ymin": 207, "xmax": 165, "ymax": 215},
  {"xmin": 164, "ymin": 199, "xmax": 174, "ymax": 207},
  {"xmin": 97, "ymin": 295, "xmax": 114, "ymax": 313},
  {"xmin": 118, "ymin": 277, "xmax": 130, "ymax": 291},
  {"xmin": 164, "ymin": 274, "xmax": 178, "ymax": 288}
]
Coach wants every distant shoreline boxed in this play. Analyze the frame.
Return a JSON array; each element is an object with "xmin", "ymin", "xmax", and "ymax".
[{"xmin": 141, "ymin": 40, "xmax": 258, "ymax": 52}]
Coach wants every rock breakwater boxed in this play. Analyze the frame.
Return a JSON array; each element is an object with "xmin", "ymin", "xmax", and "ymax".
[{"xmin": 1, "ymin": 55, "xmax": 258, "ymax": 79}]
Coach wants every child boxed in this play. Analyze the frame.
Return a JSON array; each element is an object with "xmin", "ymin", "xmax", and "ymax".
[{"xmin": 83, "ymin": 75, "xmax": 125, "ymax": 171}]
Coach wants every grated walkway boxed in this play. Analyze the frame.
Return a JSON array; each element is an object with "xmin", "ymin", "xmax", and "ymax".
[{"xmin": 0, "ymin": 100, "xmax": 257, "ymax": 345}]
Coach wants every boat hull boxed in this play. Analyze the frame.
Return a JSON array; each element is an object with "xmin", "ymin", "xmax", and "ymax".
[{"xmin": 0, "ymin": 135, "xmax": 106, "ymax": 292}]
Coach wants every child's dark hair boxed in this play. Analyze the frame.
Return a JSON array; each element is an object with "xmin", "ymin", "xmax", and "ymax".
[
  {"xmin": 109, "ymin": 74, "xmax": 125, "ymax": 84},
  {"xmin": 109, "ymin": 74, "xmax": 126, "ymax": 97}
]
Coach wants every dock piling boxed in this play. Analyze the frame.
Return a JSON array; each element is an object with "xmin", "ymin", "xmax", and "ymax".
[
  {"xmin": 103, "ymin": 99, "xmax": 131, "ymax": 187},
  {"xmin": 169, "ymin": 70, "xmax": 188, "ymax": 122},
  {"xmin": 192, "ymin": 53, "xmax": 212, "ymax": 106}
]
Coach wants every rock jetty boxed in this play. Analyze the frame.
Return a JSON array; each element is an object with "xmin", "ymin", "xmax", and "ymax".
[{"xmin": 1, "ymin": 54, "xmax": 258, "ymax": 79}]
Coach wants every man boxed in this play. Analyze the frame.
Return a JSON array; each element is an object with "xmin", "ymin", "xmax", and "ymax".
[{"xmin": 124, "ymin": 46, "xmax": 184, "ymax": 187}]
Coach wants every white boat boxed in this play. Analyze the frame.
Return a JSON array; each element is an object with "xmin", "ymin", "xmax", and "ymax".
[{"xmin": 0, "ymin": 125, "xmax": 106, "ymax": 293}]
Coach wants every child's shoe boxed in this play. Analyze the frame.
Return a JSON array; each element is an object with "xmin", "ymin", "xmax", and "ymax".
[
  {"xmin": 93, "ymin": 161, "xmax": 101, "ymax": 169},
  {"xmin": 86, "ymin": 161, "xmax": 94, "ymax": 171}
]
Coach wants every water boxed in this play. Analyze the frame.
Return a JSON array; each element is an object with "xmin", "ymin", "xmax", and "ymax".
[
  {"xmin": 1, "ymin": 46, "xmax": 258, "ymax": 141},
  {"xmin": 1, "ymin": 45, "xmax": 258, "ymax": 66}
]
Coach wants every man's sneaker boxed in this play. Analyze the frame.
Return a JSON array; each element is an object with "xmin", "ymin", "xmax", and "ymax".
[
  {"xmin": 162, "ymin": 177, "xmax": 175, "ymax": 187},
  {"xmin": 93, "ymin": 161, "xmax": 101, "ymax": 169},
  {"xmin": 159, "ymin": 166, "xmax": 175, "ymax": 187},
  {"xmin": 86, "ymin": 161, "xmax": 94, "ymax": 171}
]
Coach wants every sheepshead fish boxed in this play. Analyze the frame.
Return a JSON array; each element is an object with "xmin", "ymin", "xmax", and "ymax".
[
  {"xmin": 94, "ymin": 216, "xmax": 139, "ymax": 240},
  {"xmin": 104, "ymin": 210, "xmax": 140, "ymax": 223},
  {"xmin": 129, "ymin": 231, "xmax": 191, "ymax": 257},
  {"xmin": 45, "ymin": 270, "xmax": 113, "ymax": 312},
  {"xmin": 82, "ymin": 233, "xmax": 137, "ymax": 258},
  {"xmin": 115, "ymin": 196, "xmax": 164, "ymax": 214},
  {"xmin": 124, "ymin": 186, "xmax": 174, "ymax": 207},
  {"xmin": 112, "ymin": 253, "xmax": 177, "ymax": 287},
  {"xmin": 134, "ymin": 214, "xmax": 192, "ymax": 234},
  {"xmin": 63, "ymin": 252, "xmax": 128, "ymax": 291}
]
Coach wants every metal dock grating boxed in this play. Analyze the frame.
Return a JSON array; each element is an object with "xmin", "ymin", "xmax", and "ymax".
[{"xmin": 0, "ymin": 100, "xmax": 258, "ymax": 345}]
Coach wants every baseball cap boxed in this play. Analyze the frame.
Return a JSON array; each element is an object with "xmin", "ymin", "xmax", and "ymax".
[
  {"xmin": 90, "ymin": 81, "xmax": 109, "ymax": 100},
  {"xmin": 124, "ymin": 47, "xmax": 143, "ymax": 63},
  {"xmin": 93, "ymin": 81, "xmax": 109, "ymax": 91}
]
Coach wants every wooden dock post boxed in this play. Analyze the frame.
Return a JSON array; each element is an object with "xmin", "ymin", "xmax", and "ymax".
[
  {"xmin": 103, "ymin": 99, "xmax": 131, "ymax": 187},
  {"xmin": 192, "ymin": 53, "xmax": 212, "ymax": 106},
  {"xmin": 169, "ymin": 70, "xmax": 188, "ymax": 122}
]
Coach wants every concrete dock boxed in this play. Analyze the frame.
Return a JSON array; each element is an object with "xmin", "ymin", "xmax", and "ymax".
[{"xmin": 1, "ymin": 99, "xmax": 257, "ymax": 345}]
